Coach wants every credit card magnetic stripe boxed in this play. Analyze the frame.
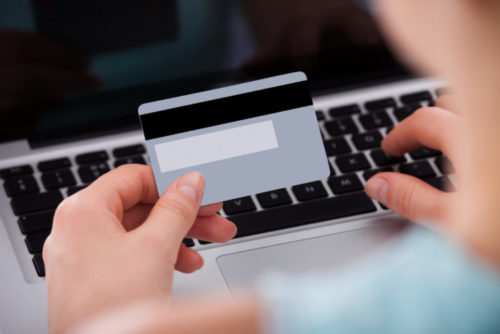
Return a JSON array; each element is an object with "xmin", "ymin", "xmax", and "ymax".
[{"xmin": 139, "ymin": 79, "xmax": 312, "ymax": 140}]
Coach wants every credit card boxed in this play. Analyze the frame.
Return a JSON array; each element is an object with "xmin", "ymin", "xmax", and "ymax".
[{"xmin": 138, "ymin": 72, "xmax": 329, "ymax": 205}]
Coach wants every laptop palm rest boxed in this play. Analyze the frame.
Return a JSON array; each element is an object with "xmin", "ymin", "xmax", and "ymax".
[{"xmin": 217, "ymin": 220, "xmax": 406, "ymax": 294}]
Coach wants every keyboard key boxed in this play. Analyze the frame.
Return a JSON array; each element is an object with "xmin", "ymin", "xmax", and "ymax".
[
  {"xmin": 38, "ymin": 158, "xmax": 71, "ymax": 172},
  {"xmin": 329, "ymin": 104, "xmax": 361, "ymax": 117},
  {"xmin": 112, "ymin": 144, "xmax": 146, "ymax": 158},
  {"xmin": 324, "ymin": 117, "xmax": 358, "ymax": 136},
  {"xmin": 399, "ymin": 161, "xmax": 436, "ymax": 179},
  {"xmin": 223, "ymin": 196, "xmax": 256, "ymax": 215},
  {"xmin": 257, "ymin": 189, "xmax": 292, "ymax": 208},
  {"xmin": 183, "ymin": 238, "xmax": 195, "ymax": 247},
  {"xmin": 25, "ymin": 231, "xmax": 50, "ymax": 254},
  {"xmin": 18, "ymin": 211, "xmax": 54, "ymax": 234},
  {"xmin": 67, "ymin": 185, "xmax": 87, "ymax": 196},
  {"xmin": 423, "ymin": 176, "xmax": 454, "ymax": 192},
  {"xmin": 33, "ymin": 253, "xmax": 45, "ymax": 277},
  {"xmin": 76, "ymin": 151, "xmax": 109, "ymax": 165},
  {"xmin": 409, "ymin": 147, "xmax": 441, "ymax": 160},
  {"xmin": 11, "ymin": 190, "xmax": 63, "ymax": 215},
  {"xmin": 363, "ymin": 167, "xmax": 393, "ymax": 181},
  {"xmin": 78, "ymin": 162, "xmax": 110, "ymax": 183},
  {"xmin": 365, "ymin": 98, "xmax": 396, "ymax": 111},
  {"xmin": 335, "ymin": 153, "xmax": 371, "ymax": 173},
  {"xmin": 359, "ymin": 110, "xmax": 393, "ymax": 130},
  {"xmin": 4, "ymin": 176, "xmax": 39, "ymax": 197},
  {"xmin": 0, "ymin": 165, "xmax": 33, "ymax": 179},
  {"xmin": 231, "ymin": 193, "xmax": 376, "ymax": 238},
  {"xmin": 328, "ymin": 174, "xmax": 363, "ymax": 194},
  {"xmin": 114, "ymin": 155, "xmax": 147, "ymax": 168},
  {"xmin": 351, "ymin": 131, "xmax": 383, "ymax": 150},
  {"xmin": 41, "ymin": 169, "xmax": 76, "ymax": 189},
  {"xmin": 315, "ymin": 111, "xmax": 325, "ymax": 121},
  {"xmin": 292, "ymin": 181, "xmax": 327, "ymax": 201},
  {"xmin": 400, "ymin": 91, "xmax": 433, "ymax": 104},
  {"xmin": 323, "ymin": 137, "xmax": 351, "ymax": 156},
  {"xmin": 393, "ymin": 104, "xmax": 420, "ymax": 122},
  {"xmin": 434, "ymin": 156, "xmax": 455, "ymax": 174},
  {"xmin": 370, "ymin": 149, "xmax": 406, "ymax": 166},
  {"xmin": 199, "ymin": 240, "xmax": 212, "ymax": 245}
]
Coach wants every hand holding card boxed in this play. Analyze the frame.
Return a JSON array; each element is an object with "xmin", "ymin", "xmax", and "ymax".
[{"xmin": 139, "ymin": 72, "xmax": 329, "ymax": 205}]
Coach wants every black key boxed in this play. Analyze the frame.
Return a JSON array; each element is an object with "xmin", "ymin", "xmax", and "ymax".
[
  {"xmin": 328, "ymin": 162, "xmax": 336, "ymax": 177},
  {"xmin": 323, "ymin": 137, "xmax": 351, "ymax": 156},
  {"xmin": 410, "ymin": 147, "xmax": 441, "ymax": 160},
  {"xmin": 38, "ymin": 158, "xmax": 71, "ymax": 172},
  {"xmin": 359, "ymin": 110, "xmax": 393, "ymax": 130},
  {"xmin": 335, "ymin": 153, "xmax": 371, "ymax": 173},
  {"xmin": 11, "ymin": 190, "xmax": 63, "ymax": 215},
  {"xmin": 324, "ymin": 117, "xmax": 358, "ymax": 136},
  {"xmin": 18, "ymin": 211, "xmax": 54, "ymax": 234},
  {"xmin": 370, "ymin": 149, "xmax": 406, "ymax": 166},
  {"xmin": 223, "ymin": 196, "xmax": 256, "ymax": 215},
  {"xmin": 393, "ymin": 104, "xmax": 421, "ymax": 122},
  {"xmin": 25, "ymin": 231, "xmax": 50, "ymax": 254},
  {"xmin": 67, "ymin": 185, "xmax": 87, "ymax": 196},
  {"xmin": 351, "ymin": 131, "xmax": 383, "ymax": 150},
  {"xmin": 435, "ymin": 156, "xmax": 455, "ymax": 174},
  {"xmin": 423, "ymin": 176, "xmax": 454, "ymax": 192},
  {"xmin": 112, "ymin": 144, "xmax": 146, "ymax": 158},
  {"xmin": 399, "ymin": 161, "xmax": 436, "ymax": 179},
  {"xmin": 4, "ymin": 176, "xmax": 39, "ymax": 197},
  {"xmin": 328, "ymin": 174, "xmax": 363, "ymax": 194},
  {"xmin": 199, "ymin": 240, "xmax": 212, "ymax": 245},
  {"xmin": 400, "ymin": 91, "xmax": 433, "ymax": 104},
  {"xmin": 363, "ymin": 168, "xmax": 393, "ymax": 181},
  {"xmin": 385, "ymin": 127, "xmax": 394, "ymax": 135},
  {"xmin": 315, "ymin": 111, "xmax": 325, "ymax": 121},
  {"xmin": 231, "ymin": 193, "xmax": 376, "ymax": 238},
  {"xmin": 183, "ymin": 238, "xmax": 194, "ymax": 247},
  {"xmin": 257, "ymin": 189, "xmax": 292, "ymax": 208},
  {"xmin": 0, "ymin": 165, "xmax": 33, "ymax": 179},
  {"xmin": 33, "ymin": 253, "xmax": 45, "ymax": 277},
  {"xmin": 78, "ymin": 162, "xmax": 110, "ymax": 183},
  {"xmin": 292, "ymin": 181, "xmax": 327, "ymax": 201},
  {"xmin": 76, "ymin": 151, "xmax": 109, "ymax": 165},
  {"xmin": 365, "ymin": 98, "xmax": 397, "ymax": 111},
  {"xmin": 329, "ymin": 104, "xmax": 361, "ymax": 117},
  {"xmin": 114, "ymin": 155, "xmax": 147, "ymax": 168},
  {"xmin": 41, "ymin": 169, "xmax": 76, "ymax": 189}
]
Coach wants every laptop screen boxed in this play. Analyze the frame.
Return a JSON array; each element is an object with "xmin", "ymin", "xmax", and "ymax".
[{"xmin": 0, "ymin": 0, "xmax": 410, "ymax": 146}]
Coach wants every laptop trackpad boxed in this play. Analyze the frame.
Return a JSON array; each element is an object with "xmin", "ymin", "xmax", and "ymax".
[{"xmin": 217, "ymin": 221, "xmax": 406, "ymax": 293}]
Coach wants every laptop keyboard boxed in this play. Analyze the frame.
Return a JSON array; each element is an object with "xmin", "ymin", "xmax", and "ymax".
[{"xmin": 0, "ymin": 89, "xmax": 455, "ymax": 278}]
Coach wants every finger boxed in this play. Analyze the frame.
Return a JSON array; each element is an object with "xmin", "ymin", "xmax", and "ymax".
[
  {"xmin": 382, "ymin": 107, "xmax": 459, "ymax": 161},
  {"xmin": 365, "ymin": 172, "xmax": 452, "ymax": 225},
  {"xmin": 122, "ymin": 203, "xmax": 153, "ymax": 231},
  {"xmin": 79, "ymin": 165, "xmax": 159, "ymax": 222},
  {"xmin": 0, "ymin": 30, "xmax": 89, "ymax": 69},
  {"xmin": 198, "ymin": 202, "xmax": 222, "ymax": 216},
  {"xmin": 140, "ymin": 171, "xmax": 205, "ymax": 252},
  {"xmin": 174, "ymin": 244, "xmax": 204, "ymax": 273},
  {"xmin": 435, "ymin": 95, "xmax": 459, "ymax": 113},
  {"xmin": 186, "ymin": 215, "xmax": 237, "ymax": 243}
]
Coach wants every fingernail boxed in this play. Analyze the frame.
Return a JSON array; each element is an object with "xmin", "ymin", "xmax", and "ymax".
[
  {"xmin": 366, "ymin": 177, "xmax": 388, "ymax": 205},
  {"xmin": 177, "ymin": 172, "xmax": 203, "ymax": 203}
]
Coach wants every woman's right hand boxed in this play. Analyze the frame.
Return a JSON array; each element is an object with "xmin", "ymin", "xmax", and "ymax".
[{"xmin": 365, "ymin": 100, "xmax": 460, "ymax": 228}]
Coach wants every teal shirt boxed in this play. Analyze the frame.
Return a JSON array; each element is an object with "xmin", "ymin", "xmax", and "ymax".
[{"xmin": 259, "ymin": 227, "xmax": 500, "ymax": 334}]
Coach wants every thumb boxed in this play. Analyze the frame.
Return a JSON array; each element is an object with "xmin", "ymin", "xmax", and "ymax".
[
  {"xmin": 365, "ymin": 172, "xmax": 451, "ymax": 225},
  {"xmin": 140, "ymin": 171, "xmax": 205, "ymax": 252}
]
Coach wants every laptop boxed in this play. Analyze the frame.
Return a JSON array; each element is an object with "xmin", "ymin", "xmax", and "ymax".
[{"xmin": 0, "ymin": 1, "xmax": 453, "ymax": 332}]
